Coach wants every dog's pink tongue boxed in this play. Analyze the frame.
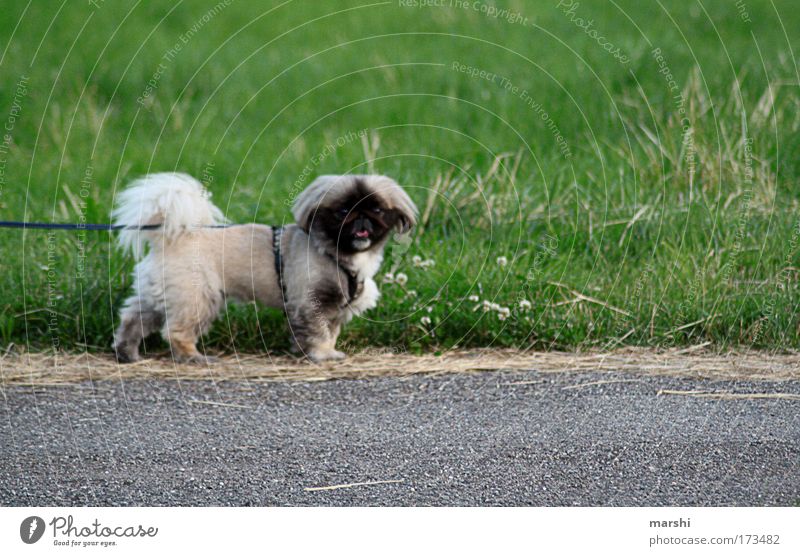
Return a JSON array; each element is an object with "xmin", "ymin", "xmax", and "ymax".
[{"xmin": 355, "ymin": 230, "xmax": 370, "ymax": 238}]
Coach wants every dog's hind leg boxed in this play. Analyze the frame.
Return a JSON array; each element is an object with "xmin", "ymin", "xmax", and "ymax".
[
  {"xmin": 161, "ymin": 286, "xmax": 224, "ymax": 364},
  {"xmin": 164, "ymin": 330, "xmax": 208, "ymax": 364},
  {"xmin": 113, "ymin": 297, "xmax": 164, "ymax": 363}
]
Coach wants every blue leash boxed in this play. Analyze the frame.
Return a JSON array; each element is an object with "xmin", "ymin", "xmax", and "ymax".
[
  {"xmin": 0, "ymin": 221, "xmax": 234, "ymax": 231},
  {"xmin": 0, "ymin": 220, "xmax": 162, "ymax": 231}
]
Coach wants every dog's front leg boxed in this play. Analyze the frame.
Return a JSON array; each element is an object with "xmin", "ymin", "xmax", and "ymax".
[{"xmin": 288, "ymin": 304, "xmax": 345, "ymax": 362}]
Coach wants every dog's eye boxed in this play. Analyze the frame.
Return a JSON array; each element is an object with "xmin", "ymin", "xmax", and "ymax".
[
  {"xmin": 337, "ymin": 208, "xmax": 349, "ymax": 218},
  {"xmin": 371, "ymin": 207, "xmax": 383, "ymax": 214}
]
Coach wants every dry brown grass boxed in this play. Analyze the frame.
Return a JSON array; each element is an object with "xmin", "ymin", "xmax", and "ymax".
[{"xmin": 2, "ymin": 346, "xmax": 800, "ymax": 387}]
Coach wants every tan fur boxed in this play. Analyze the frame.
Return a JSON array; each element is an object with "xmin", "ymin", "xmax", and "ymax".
[{"xmin": 112, "ymin": 173, "xmax": 416, "ymax": 363}]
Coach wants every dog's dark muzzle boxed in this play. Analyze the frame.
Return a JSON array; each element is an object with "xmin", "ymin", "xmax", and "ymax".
[{"xmin": 352, "ymin": 217, "xmax": 373, "ymax": 238}]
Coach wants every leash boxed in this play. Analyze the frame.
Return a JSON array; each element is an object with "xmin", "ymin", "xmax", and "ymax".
[
  {"xmin": 0, "ymin": 220, "xmax": 233, "ymax": 231},
  {"xmin": 0, "ymin": 220, "xmax": 164, "ymax": 231}
]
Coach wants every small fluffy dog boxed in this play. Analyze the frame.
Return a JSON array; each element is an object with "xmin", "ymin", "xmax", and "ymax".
[{"xmin": 112, "ymin": 173, "xmax": 417, "ymax": 363}]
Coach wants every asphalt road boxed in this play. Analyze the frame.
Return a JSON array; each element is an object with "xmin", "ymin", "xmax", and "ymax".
[{"xmin": 1, "ymin": 369, "xmax": 799, "ymax": 506}]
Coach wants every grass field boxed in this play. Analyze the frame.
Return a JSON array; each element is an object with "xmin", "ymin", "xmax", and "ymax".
[{"xmin": 1, "ymin": 0, "xmax": 799, "ymax": 355}]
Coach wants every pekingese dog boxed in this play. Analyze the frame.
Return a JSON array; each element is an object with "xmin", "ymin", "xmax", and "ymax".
[{"xmin": 112, "ymin": 173, "xmax": 417, "ymax": 363}]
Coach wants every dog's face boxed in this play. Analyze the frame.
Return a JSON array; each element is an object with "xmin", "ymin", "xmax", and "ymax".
[
  {"xmin": 293, "ymin": 175, "xmax": 417, "ymax": 254},
  {"xmin": 317, "ymin": 180, "xmax": 400, "ymax": 252}
]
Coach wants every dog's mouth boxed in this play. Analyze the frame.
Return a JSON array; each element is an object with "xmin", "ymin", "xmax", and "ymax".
[{"xmin": 354, "ymin": 230, "xmax": 370, "ymax": 239}]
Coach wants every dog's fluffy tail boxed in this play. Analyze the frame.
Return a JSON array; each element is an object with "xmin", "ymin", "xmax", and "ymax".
[{"xmin": 113, "ymin": 172, "xmax": 227, "ymax": 259}]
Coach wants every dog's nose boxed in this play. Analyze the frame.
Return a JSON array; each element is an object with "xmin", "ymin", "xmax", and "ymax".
[{"xmin": 354, "ymin": 216, "xmax": 373, "ymax": 233}]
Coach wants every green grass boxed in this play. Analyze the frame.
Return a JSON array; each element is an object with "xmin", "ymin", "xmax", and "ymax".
[{"xmin": 1, "ymin": 0, "xmax": 799, "ymax": 354}]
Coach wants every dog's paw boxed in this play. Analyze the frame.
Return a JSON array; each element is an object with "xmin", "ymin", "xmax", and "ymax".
[
  {"xmin": 114, "ymin": 347, "xmax": 140, "ymax": 364},
  {"xmin": 176, "ymin": 354, "xmax": 219, "ymax": 365},
  {"xmin": 308, "ymin": 349, "xmax": 346, "ymax": 363}
]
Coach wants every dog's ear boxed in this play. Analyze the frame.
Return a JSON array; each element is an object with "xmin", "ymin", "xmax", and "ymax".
[
  {"xmin": 292, "ymin": 175, "xmax": 341, "ymax": 232},
  {"xmin": 377, "ymin": 177, "xmax": 417, "ymax": 234},
  {"xmin": 395, "ymin": 208, "xmax": 415, "ymax": 234}
]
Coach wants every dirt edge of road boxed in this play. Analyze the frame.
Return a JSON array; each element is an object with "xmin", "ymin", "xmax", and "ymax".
[{"xmin": 2, "ymin": 346, "xmax": 800, "ymax": 386}]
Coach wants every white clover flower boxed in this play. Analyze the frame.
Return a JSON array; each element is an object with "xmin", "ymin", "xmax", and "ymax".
[
  {"xmin": 426, "ymin": 306, "xmax": 433, "ymax": 313},
  {"xmin": 395, "ymin": 272, "xmax": 408, "ymax": 286},
  {"xmin": 497, "ymin": 312, "xmax": 508, "ymax": 321},
  {"xmin": 519, "ymin": 299, "xmax": 532, "ymax": 311},
  {"xmin": 406, "ymin": 290, "xmax": 418, "ymax": 298},
  {"xmin": 498, "ymin": 307, "xmax": 511, "ymax": 317},
  {"xmin": 383, "ymin": 272, "xmax": 394, "ymax": 284},
  {"xmin": 412, "ymin": 255, "xmax": 436, "ymax": 269},
  {"xmin": 496, "ymin": 256, "xmax": 508, "ymax": 267},
  {"xmin": 482, "ymin": 300, "xmax": 492, "ymax": 311},
  {"xmin": 468, "ymin": 294, "xmax": 480, "ymax": 302},
  {"xmin": 490, "ymin": 302, "xmax": 501, "ymax": 312},
  {"xmin": 420, "ymin": 316, "xmax": 432, "ymax": 326}
]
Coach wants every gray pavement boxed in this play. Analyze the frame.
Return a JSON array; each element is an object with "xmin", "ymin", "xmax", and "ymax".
[{"xmin": 1, "ymin": 369, "xmax": 799, "ymax": 506}]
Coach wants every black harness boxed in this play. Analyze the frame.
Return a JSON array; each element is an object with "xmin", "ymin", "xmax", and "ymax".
[
  {"xmin": 271, "ymin": 226, "xmax": 363, "ymax": 308},
  {"xmin": 338, "ymin": 262, "xmax": 363, "ymax": 303},
  {"xmin": 272, "ymin": 226, "xmax": 287, "ymax": 305}
]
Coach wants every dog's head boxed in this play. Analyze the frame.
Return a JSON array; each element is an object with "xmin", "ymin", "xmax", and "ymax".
[{"xmin": 292, "ymin": 175, "xmax": 417, "ymax": 253}]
